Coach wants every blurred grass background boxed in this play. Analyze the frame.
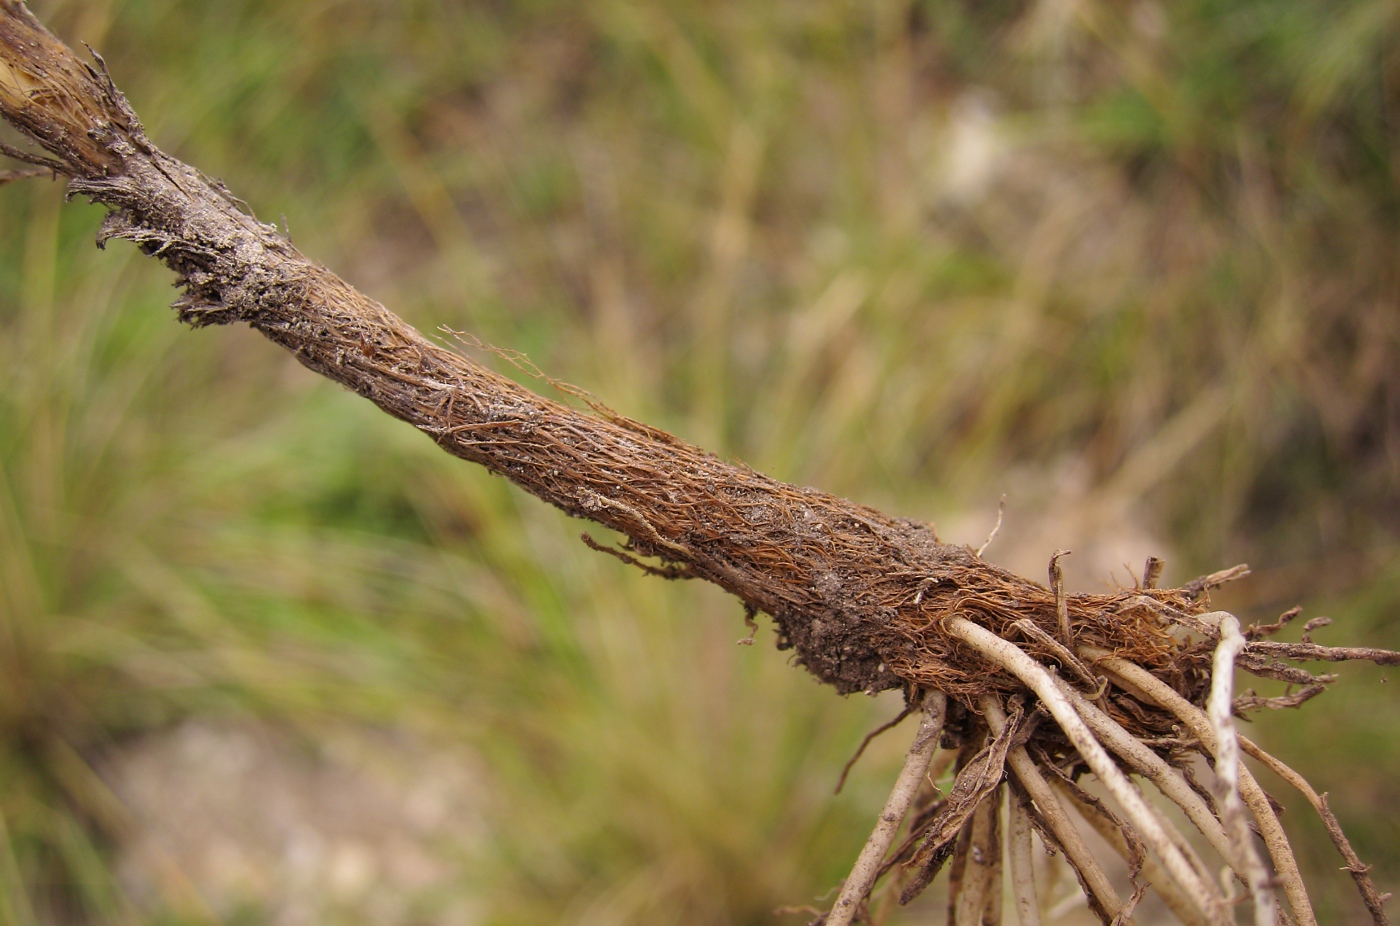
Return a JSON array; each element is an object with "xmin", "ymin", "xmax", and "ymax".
[{"xmin": 0, "ymin": 0, "xmax": 1396, "ymax": 922}]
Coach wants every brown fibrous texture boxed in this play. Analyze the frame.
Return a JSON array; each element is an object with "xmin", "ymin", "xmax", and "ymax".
[
  {"xmin": 0, "ymin": 0, "xmax": 1212, "ymax": 713},
  {"xmin": 3, "ymin": 5, "xmax": 1396, "ymax": 924}
]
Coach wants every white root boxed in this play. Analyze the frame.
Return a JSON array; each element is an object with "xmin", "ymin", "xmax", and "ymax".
[
  {"xmin": 986, "ymin": 797, "xmax": 1005, "ymax": 926},
  {"xmin": 1053, "ymin": 778, "xmax": 1210, "ymax": 926},
  {"xmin": 1205, "ymin": 612, "xmax": 1278, "ymax": 926},
  {"xmin": 1235, "ymin": 737, "xmax": 1390, "ymax": 925},
  {"xmin": 1007, "ymin": 790, "xmax": 1042, "ymax": 926},
  {"xmin": 1055, "ymin": 678, "xmax": 1232, "ymax": 878},
  {"xmin": 953, "ymin": 786, "xmax": 1002, "ymax": 925},
  {"xmin": 826, "ymin": 690, "xmax": 948, "ymax": 926},
  {"xmin": 981, "ymin": 695, "xmax": 1127, "ymax": 923},
  {"xmin": 947, "ymin": 617, "xmax": 1230, "ymax": 926},
  {"xmin": 1082, "ymin": 645, "xmax": 1318, "ymax": 926}
]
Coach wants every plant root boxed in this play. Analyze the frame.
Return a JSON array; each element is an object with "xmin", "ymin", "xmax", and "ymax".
[
  {"xmin": 825, "ymin": 691, "xmax": 947, "ymax": 926},
  {"xmin": 1052, "ymin": 776, "xmax": 1202, "ymax": 926},
  {"xmin": 834, "ymin": 705, "xmax": 916, "ymax": 796},
  {"xmin": 949, "ymin": 786, "xmax": 1002, "ymax": 924},
  {"xmin": 983, "ymin": 695, "xmax": 1124, "ymax": 924},
  {"xmin": 1053, "ymin": 677, "xmax": 1233, "ymax": 870},
  {"xmin": 946, "ymin": 617, "xmax": 1229, "ymax": 925},
  {"xmin": 0, "ymin": 10, "xmax": 1396, "ymax": 925},
  {"xmin": 1007, "ymin": 789, "xmax": 1042, "ymax": 926},
  {"xmin": 1206, "ymin": 612, "xmax": 1278, "ymax": 926},
  {"xmin": 1237, "ymin": 737, "xmax": 1393, "ymax": 926},
  {"xmin": 1084, "ymin": 646, "xmax": 1320, "ymax": 926}
]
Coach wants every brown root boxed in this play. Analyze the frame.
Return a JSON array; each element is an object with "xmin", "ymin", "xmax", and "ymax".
[
  {"xmin": 1, "ymin": 8, "xmax": 1395, "ymax": 925},
  {"xmin": 834, "ymin": 705, "xmax": 915, "ymax": 797},
  {"xmin": 1239, "ymin": 738, "xmax": 1394, "ymax": 926},
  {"xmin": 1007, "ymin": 790, "xmax": 1042, "ymax": 926}
]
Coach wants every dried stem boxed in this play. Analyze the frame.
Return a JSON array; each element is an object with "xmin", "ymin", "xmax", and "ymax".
[
  {"xmin": 899, "ymin": 716, "xmax": 1020, "ymax": 904},
  {"xmin": 826, "ymin": 691, "xmax": 947, "ymax": 926},
  {"xmin": 1143, "ymin": 557, "xmax": 1165, "ymax": 590},
  {"xmin": 1049, "ymin": 550, "xmax": 1072, "ymax": 648}
]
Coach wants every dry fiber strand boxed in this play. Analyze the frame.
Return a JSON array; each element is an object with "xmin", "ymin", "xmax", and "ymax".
[{"xmin": 1, "ymin": 4, "xmax": 1395, "ymax": 924}]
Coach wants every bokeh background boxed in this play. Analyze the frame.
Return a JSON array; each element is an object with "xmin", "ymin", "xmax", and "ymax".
[{"xmin": 1, "ymin": 0, "xmax": 1397, "ymax": 923}]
